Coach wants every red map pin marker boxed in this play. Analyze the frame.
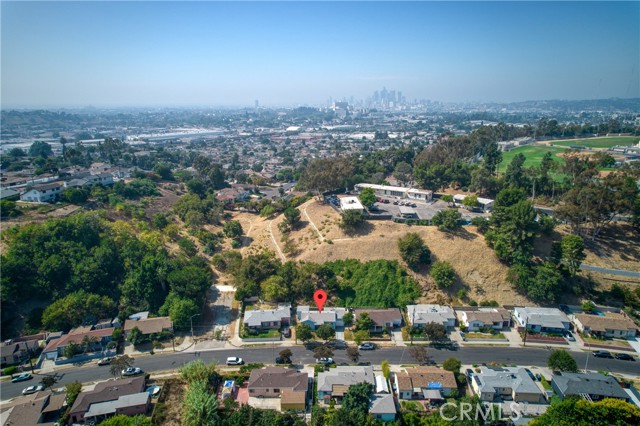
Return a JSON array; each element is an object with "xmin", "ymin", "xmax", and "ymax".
[{"xmin": 313, "ymin": 289, "xmax": 327, "ymax": 313}]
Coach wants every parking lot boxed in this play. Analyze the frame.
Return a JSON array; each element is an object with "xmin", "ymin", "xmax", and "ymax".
[{"xmin": 330, "ymin": 194, "xmax": 490, "ymax": 222}]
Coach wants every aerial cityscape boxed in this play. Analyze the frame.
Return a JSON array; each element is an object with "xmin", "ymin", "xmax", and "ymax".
[{"xmin": 1, "ymin": 1, "xmax": 639, "ymax": 426}]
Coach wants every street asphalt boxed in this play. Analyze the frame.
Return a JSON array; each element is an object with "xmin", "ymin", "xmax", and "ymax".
[{"xmin": 2, "ymin": 345, "xmax": 638, "ymax": 400}]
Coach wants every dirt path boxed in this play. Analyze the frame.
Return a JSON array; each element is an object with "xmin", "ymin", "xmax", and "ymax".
[
  {"xmin": 268, "ymin": 219, "xmax": 286, "ymax": 261},
  {"xmin": 302, "ymin": 204, "xmax": 326, "ymax": 242}
]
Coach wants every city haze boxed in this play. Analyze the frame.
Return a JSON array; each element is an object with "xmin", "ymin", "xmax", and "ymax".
[{"xmin": 1, "ymin": 1, "xmax": 639, "ymax": 108}]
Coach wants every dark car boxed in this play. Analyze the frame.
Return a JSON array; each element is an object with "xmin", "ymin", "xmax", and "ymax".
[
  {"xmin": 11, "ymin": 373, "xmax": 32, "ymax": 383},
  {"xmin": 383, "ymin": 199, "xmax": 389, "ymax": 204},
  {"xmin": 393, "ymin": 201, "xmax": 399, "ymax": 205},
  {"xmin": 614, "ymin": 353, "xmax": 635, "ymax": 361},
  {"xmin": 524, "ymin": 369, "xmax": 536, "ymax": 381},
  {"xmin": 275, "ymin": 357, "xmax": 292, "ymax": 364},
  {"xmin": 327, "ymin": 339, "xmax": 347, "ymax": 349},
  {"xmin": 282, "ymin": 327, "xmax": 291, "ymax": 338},
  {"xmin": 592, "ymin": 350, "xmax": 613, "ymax": 358}
]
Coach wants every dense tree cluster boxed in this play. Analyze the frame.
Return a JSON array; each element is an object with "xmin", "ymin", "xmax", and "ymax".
[
  {"xmin": 530, "ymin": 397, "xmax": 640, "ymax": 426},
  {"xmin": 1, "ymin": 212, "xmax": 211, "ymax": 336}
]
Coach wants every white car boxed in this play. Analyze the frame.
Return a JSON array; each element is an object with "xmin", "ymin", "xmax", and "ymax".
[
  {"xmin": 316, "ymin": 357, "xmax": 334, "ymax": 365},
  {"xmin": 122, "ymin": 367, "xmax": 143, "ymax": 376},
  {"xmin": 226, "ymin": 357, "xmax": 244, "ymax": 366},
  {"xmin": 22, "ymin": 385, "xmax": 44, "ymax": 395}
]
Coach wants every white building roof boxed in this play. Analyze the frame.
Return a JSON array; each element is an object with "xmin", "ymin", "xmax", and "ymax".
[
  {"xmin": 340, "ymin": 196, "xmax": 364, "ymax": 211},
  {"xmin": 407, "ymin": 305, "xmax": 456, "ymax": 325}
]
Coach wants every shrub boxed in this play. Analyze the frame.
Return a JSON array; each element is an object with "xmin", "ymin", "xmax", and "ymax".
[
  {"xmin": 3, "ymin": 366, "xmax": 17, "ymax": 376},
  {"xmin": 430, "ymin": 261, "xmax": 456, "ymax": 288}
]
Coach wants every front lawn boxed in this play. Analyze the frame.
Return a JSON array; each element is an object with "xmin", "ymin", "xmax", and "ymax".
[
  {"xmin": 240, "ymin": 329, "xmax": 281, "ymax": 339},
  {"xmin": 465, "ymin": 332, "xmax": 506, "ymax": 340},
  {"xmin": 401, "ymin": 401, "xmax": 424, "ymax": 411},
  {"xmin": 582, "ymin": 336, "xmax": 631, "ymax": 348}
]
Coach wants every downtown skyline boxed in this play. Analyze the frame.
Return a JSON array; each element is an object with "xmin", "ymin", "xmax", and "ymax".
[{"xmin": 1, "ymin": 1, "xmax": 639, "ymax": 108}]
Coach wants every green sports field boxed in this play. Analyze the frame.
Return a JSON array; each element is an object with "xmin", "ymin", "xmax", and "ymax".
[
  {"xmin": 497, "ymin": 145, "xmax": 568, "ymax": 174},
  {"xmin": 549, "ymin": 136, "xmax": 639, "ymax": 149}
]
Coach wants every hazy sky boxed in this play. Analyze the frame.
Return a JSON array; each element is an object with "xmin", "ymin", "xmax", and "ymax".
[{"xmin": 2, "ymin": 1, "xmax": 638, "ymax": 108}]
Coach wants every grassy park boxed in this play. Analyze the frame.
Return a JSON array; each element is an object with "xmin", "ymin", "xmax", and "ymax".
[
  {"xmin": 498, "ymin": 145, "xmax": 568, "ymax": 174},
  {"xmin": 549, "ymin": 136, "xmax": 639, "ymax": 149}
]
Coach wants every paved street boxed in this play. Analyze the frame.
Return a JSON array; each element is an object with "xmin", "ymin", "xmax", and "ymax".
[{"xmin": 3, "ymin": 345, "xmax": 638, "ymax": 400}]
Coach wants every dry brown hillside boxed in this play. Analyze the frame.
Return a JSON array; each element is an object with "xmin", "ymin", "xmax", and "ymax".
[{"xmin": 240, "ymin": 199, "xmax": 531, "ymax": 306}]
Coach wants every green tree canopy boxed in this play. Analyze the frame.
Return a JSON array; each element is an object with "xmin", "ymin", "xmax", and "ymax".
[
  {"xmin": 430, "ymin": 261, "xmax": 456, "ymax": 288},
  {"xmin": 358, "ymin": 187, "xmax": 377, "ymax": 209},
  {"xmin": 398, "ymin": 232, "xmax": 431, "ymax": 270},
  {"xmin": 547, "ymin": 349, "xmax": 578, "ymax": 372}
]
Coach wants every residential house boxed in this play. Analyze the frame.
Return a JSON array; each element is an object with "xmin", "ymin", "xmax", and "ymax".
[
  {"xmin": 471, "ymin": 367, "xmax": 546, "ymax": 404},
  {"xmin": 94, "ymin": 317, "xmax": 121, "ymax": 330},
  {"xmin": 455, "ymin": 307, "xmax": 512, "ymax": 331},
  {"xmin": 513, "ymin": 307, "xmax": 571, "ymax": 334},
  {"xmin": 551, "ymin": 372, "xmax": 630, "ymax": 402},
  {"xmin": 68, "ymin": 376, "xmax": 146, "ymax": 424},
  {"xmin": 317, "ymin": 366, "xmax": 375, "ymax": 403},
  {"xmin": 0, "ymin": 188, "xmax": 20, "ymax": 201},
  {"xmin": 90, "ymin": 162, "xmax": 112, "ymax": 174},
  {"xmin": 394, "ymin": 367, "xmax": 458, "ymax": 401},
  {"xmin": 84, "ymin": 392, "xmax": 151, "ymax": 424},
  {"xmin": 216, "ymin": 186, "xmax": 252, "ymax": 204},
  {"xmin": 0, "ymin": 339, "xmax": 41, "ymax": 366},
  {"xmin": 0, "ymin": 390, "xmax": 66, "ymax": 426},
  {"xmin": 243, "ymin": 304, "xmax": 291, "ymax": 332},
  {"xmin": 247, "ymin": 366, "xmax": 309, "ymax": 411},
  {"xmin": 369, "ymin": 394, "xmax": 397, "ymax": 422},
  {"xmin": 353, "ymin": 308, "xmax": 403, "ymax": 332},
  {"xmin": 41, "ymin": 328, "xmax": 114, "ymax": 361},
  {"xmin": 406, "ymin": 305, "xmax": 456, "ymax": 329},
  {"xmin": 20, "ymin": 182, "xmax": 64, "ymax": 203},
  {"xmin": 64, "ymin": 173, "xmax": 114, "ymax": 188},
  {"xmin": 573, "ymin": 312, "xmax": 638, "ymax": 338},
  {"xmin": 296, "ymin": 306, "xmax": 346, "ymax": 331},
  {"xmin": 123, "ymin": 316, "xmax": 173, "ymax": 338}
]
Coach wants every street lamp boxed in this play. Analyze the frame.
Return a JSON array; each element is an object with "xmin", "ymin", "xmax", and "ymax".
[{"xmin": 190, "ymin": 314, "xmax": 201, "ymax": 342}]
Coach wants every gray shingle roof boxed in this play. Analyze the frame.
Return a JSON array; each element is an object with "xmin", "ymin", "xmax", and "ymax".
[
  {"xmin": 317, "ymin": 366, "xmax": 375, "ymax": 392},
  {"xmin": 243, "ymin": 305, "xmax": 290, "ymax": 328},
  {"xmin": 476, "ymin": 367, "xmax": 543, "ymax": 396},
  {"xmin": 369, "ymin": 393, "xmax": 396, "ymax": 415},
  {"xmin": 552, "ymin": 372, "xmax": 629, "ymax": 400}
]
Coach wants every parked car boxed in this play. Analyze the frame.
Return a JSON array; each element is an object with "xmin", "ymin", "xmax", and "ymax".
[
  {"xmin": 393, "ymin": 201, "xmax": 399, "ymax": 205},
  {"xmin": 465, "ymin": 368, "xmax": 474, "ymax": 378},
  {"xmin": 275, "ymin": 357, "xmax": 292, "ymax": 364},
  {"xmin": 122, "ymin": 367, "xmax": 143, "ymax": 376},
  {"xmin": 614, "ymin": 353, "xmax": 635, "ymax": 361},
  {"xmin": 326, "ymin": 339, "xmax": 347, "ymax": 349},
  {"xmin": 592, "ymin": 350, "xmax": 613, "ymax": 358},
  {"xmin": 383, "ymin": 199, "xmax": 389, "ymax": 204},
  {"xmin": 281, "ymin": 327, "xmax": 291, "ymax": 338},
  {"xmin": 226, "ymin": 357, "xmax": 244, "ymax": 366},
  {"xmin": 98, "ymin": 357, "xmax": 115, "ymax": 366},
  {"xmin": 316, "ymin": 357, "xmax": 334, "ymax": 365},
  {"xmin": 564, "ymin": 331, "xmax": 576, "ymax": 342},
  {"xmin": 358, "ymin": 342, "xmax": 375, "ymax": 350},
  {"xmin": 525, "ymin": 369, "xmax": 536, "ymax": 381},
  {"xmin": 535, "ymin": 373, "xmax": 542, "ymax": 381},
  {"xmin": 11, "ymin": 373, "xmax": 32, "ymax": 383},
  {"xmin": 22, "ymin": 385, "xmax": 44, "ymax": 395}
]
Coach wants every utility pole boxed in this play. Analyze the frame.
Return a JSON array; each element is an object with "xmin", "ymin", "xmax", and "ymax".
[
  {"xmin": 523, "ymin": 318, "xmax": 529, "ymax": 347},
  {"xmin": 190, "ymin": 314, "xmax": 201, "ymax": 343}
]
